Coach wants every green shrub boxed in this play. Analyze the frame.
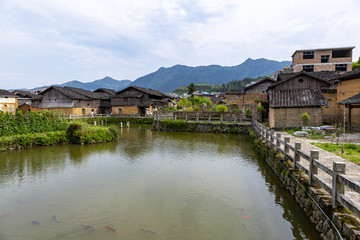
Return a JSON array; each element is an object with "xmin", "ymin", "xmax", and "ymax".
[
  {"xmin": 66, "ymin": 123, "xmax": 83, "ymax": 144},
  {"xmin": 246, "ymin": 108, "xmax": 251, "ymax": 117},
  {"xmin": 164, "ymin": 106, "xmax": 177, "ymax": 111},
  {"xmin": 216, "ymin": 105, "xmax": 228, "ymax": 112},
  {"xmin": 302, "ymin": 113, "xmax": 310, "ymax": 126}
]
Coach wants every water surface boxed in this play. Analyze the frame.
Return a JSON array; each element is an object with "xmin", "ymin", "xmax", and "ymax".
[{"xmin": 0, "ymin": 125, "xmax": 320, "ymax": 240}]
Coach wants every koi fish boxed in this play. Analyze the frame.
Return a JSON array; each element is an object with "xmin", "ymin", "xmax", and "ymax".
[
  {"xmin": 46, "ymin": 166, "xmax": 54, "ymax": 170},
  {"xmin": 243, "ymin": 216, "xmax": 250, "ymax": 219},
  {"xmin": 140, "ymin": 228, "xmax": 157, "ymax": 235},
  {"xmin": 104, "ymin": 226, "xmax": 118, "ymax": 234},
  {"xmin": 31, "ymin": 220, "xmax": 40, "ymax": 225},
  {"xmin": 52, "ymin": 215, "xmax": 60, "ymax": 223}
]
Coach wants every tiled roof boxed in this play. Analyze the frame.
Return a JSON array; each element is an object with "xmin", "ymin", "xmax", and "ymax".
[
  {"xmin": 269, "ymin": 89, "xmax": 327, "ymax": 108},
  {"xmin": 338, "ymin": 93, "xmax": 360, "ymax": 105},
  {"xmin": 41, "ymin": 86, "xmax": 111, "ymax": 100},
  {"xmin": 94, "ymin": 88, "xmax": 117, "ymax": 95},
  {"xmin": 277, "ymin": 71, "xmax": 341, "ymax": 83},
  {"xmin": 117, "ymin": 86, "xmax": 172, "ymax": 98},
  {"xmin": 339, "ymin": 68, "xmax": 360, "ymax": 81},
  {"xmin": 0, "ymin": 89, "xmax": 17, "ymax": 97},
  {"xmin": 244, "ymin": 77, "xmax": 276, "ymax": 90},
  {"xmin": 14, "ymin": 90, "xmax": 42, "ymax": 99}
]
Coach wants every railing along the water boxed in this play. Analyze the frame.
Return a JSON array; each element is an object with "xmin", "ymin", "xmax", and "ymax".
[
  {"xmin": 153, "ymin": 111, "xmax": 250, "ymax": 124},
  {"xmin": 252, "ymin": 118, "xmax": 360, "ymax": 218},
  {"xmin": 68, "ymin": 114, "xmax": 153, "ymax": 119}
]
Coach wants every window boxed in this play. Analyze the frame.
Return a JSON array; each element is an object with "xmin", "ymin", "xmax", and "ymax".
[
  {"xmin": 303, "ymin": 51, "xmax": 314, "ymax": 59},
  {"xmin": 298, "ymin": 78, "xmax": 304, "ymax": 83},
  {"xmin": 321, "ymin": 55, "xmax": 330, "ymax": 63},
  {"xmin": 332, "ymin": 50, "xmax": 351, "ymax": 58},
  {"xmin": 303, "ymin": 65, "xmax": 314, "ymax": 72},
  {"xmin": 335, "ymin": 64, "xmax": 347, "ymax": 71}
]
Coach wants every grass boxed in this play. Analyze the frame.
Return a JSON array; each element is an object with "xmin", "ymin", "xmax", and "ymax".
[{"xmin": 311, "ymin": 142, "xmax": 360, "ymax": 165}]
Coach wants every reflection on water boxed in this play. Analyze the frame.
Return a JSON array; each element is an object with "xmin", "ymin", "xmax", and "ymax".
[{"xmin": 0, "ymin": 125, "xmax": 321, "ymax": 240}]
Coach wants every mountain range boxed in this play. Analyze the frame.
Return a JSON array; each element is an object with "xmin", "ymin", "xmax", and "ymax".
[{"xmin": 30, "ymin": 58, "xmax": 291, "ymax": 93}]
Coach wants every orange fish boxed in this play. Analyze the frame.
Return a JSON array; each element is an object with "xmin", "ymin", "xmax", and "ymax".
[
  {"xmin": 104, "ymin": 226, "xmax": 118, "ymax": 234},
  {"xmin": 243, "ymin": 216, "xmax": 250, "ymax": 219}
]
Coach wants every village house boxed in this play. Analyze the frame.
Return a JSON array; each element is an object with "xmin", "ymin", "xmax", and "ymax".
[
  {"xmin": 13, "ymin": 90, "xmax": 42, "ymax": 113},
  {"xmin": 31, "ymin": 86, "xmax": 114, "ymax": 115},
  {"xmin": 337, "ymin": 68, "xmax": 360, "ymax": 130},
  {"xmin": 111, "ymin": 86, "xmax": 174, "ymax": 115},
  {"xmin": 268, "ymin": 72, "xmax": 331, "ymax": 128},
  {"xmin": 224, "ymin": 90, "xmax": 243, "ymax": 110},
  {"xmin": 0, "ymin": 90, "xmax": 18, "ymax": 114},
  {"xmin": 243, "ymin": 77, "xmax": 275, "ymax": 110},
  {"xmin": 291, "ymin": 46, "xmax": 355, "ymax": 72}
]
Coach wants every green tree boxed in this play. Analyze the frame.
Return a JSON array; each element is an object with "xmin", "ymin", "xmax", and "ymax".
[
  {"xmin": 301, "ymin": 112, "xmax": 310, "ymax": 126},
  {"xmin": 352, "ymin": 57, "xmax": 360, "ymax": 70},
  {"xmin": 188, "ymin": 83, "xmax": 196, "ymax": 105}
]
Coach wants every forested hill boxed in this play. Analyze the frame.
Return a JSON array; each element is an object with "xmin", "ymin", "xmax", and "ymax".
[
  {"xmin": 173, "ymin": 77, "xmax": 264, "ymax": 94},
  {"xmin": 131, "ymin": 58, "xmax": 290, "ymax": 92}
]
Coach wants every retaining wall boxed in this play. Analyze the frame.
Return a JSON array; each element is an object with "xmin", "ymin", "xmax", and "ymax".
[{"xmin": 251, "ymin": 130, "xmax": 360, "ymax": 240}]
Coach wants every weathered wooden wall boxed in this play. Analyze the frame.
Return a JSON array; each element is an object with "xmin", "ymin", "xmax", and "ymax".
[{"xmin": 271, "ymin": 75, "xmax": 330, "ymax": 91}]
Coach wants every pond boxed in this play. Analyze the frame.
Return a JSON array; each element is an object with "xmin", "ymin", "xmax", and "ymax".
[{"xmin": 0, "ymin": 125, "xmax": 321, "ymax": 240}]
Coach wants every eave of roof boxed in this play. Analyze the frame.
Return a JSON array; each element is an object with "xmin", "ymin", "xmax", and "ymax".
[
  {"xmin": 291, "ymin": 46, "xmax": 355, "ymax": 57},
  {"xmin": 338, "ymin": 93, "xmax": 360, "ymax": 105},
  {"xmin": 244, "ymin": 77, "xmax": 276, "ymax": 90}
]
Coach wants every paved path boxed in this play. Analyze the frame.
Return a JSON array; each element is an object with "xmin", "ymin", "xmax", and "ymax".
[{"xmin": 277, "ymin": 131, "xmax": 360, "ymax": 206}]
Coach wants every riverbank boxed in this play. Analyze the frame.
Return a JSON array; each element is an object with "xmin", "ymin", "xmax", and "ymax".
[
  {"xmin": 0, "ymin": 122, "xmax": 120, "ymax": 151},
  {"xmin": 250, "ymin": 126, "xmax": 360, "ymax": 240},
  {"xmin": 152, "ymin": 119, "xmax": 251, "ymax": 134}
]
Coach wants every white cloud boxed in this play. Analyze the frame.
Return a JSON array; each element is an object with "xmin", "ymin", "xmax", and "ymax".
[{"xmin": 0, "ymin": 0, "xmax": 359, "ymax": 89}]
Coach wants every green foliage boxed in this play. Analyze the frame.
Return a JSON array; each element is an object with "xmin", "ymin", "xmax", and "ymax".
[
  {"xmin": 352, "ymin": 57, "xmax": 360, "ymax": 70},
  {"xmin": 66, "ymin": 123, "xmax": 83, "ymax": 144},
  {"xmin": 187, "ymin": 83, "xmax": 196, "ymax": 95},
  {"xmin": 301, "ymin": 113, "xmax": 310, "ymax": 126},
  {"xmin": 85, "ymin": 117, "xmax": 153, "ymax": 125},
  {"xmin": 177, "ymin": 98, "xmax": 192, "ymax": 107},
  {"xmin": 164, "ymin": 106, "xmax": 177, "ymax": 111},
  {"xmin": 66, "ymin": 122, "xmax": 120, "ymax": 144},
  {"xmin": 257, "ymin": 106, "xmax": 264, "ymax": 112},
  {"xmin": 0, "ymin": 110, "xmax": 69, "ymax": 137},
  {"xmin": 246, "ymin": 108, "xmax": 252, "ymax": 117},
  {"xmin": 193, "ymin": 96, "xmax": 212, "ymax": 106},
  {"xmin": 311, "ymin": 142, "xmax": 360, "ymax": 165},
  {"xmin": 216, "ymin": 105, "xmax": 228, "ymax": 112},
  {"xmin": 163, "ymin": 119, "xmax": 188, "ymax": 131}
]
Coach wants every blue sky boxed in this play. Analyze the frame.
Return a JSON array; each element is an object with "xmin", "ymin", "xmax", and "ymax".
[{"xmin": 1, "ymin": 0, "xmax": 359, "ymax": 89}]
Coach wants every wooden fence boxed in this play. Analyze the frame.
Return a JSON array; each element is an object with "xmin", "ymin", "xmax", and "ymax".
[{"xmin": 252, "ymin": 118, "xmax": 360, "ymax": 218}]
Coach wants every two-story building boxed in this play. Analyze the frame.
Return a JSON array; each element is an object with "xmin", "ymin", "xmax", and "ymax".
[
  {"xmin": 0, "ymin": 90, "xmax": 18, "ymax": 114},
  {"xmin": 291, "ymin": 47, "xmax": 355, "ymax": 72}
]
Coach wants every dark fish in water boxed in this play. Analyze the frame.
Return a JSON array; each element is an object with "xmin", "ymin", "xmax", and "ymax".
[
  {"xmin": 81, "ymin": 224, "xmax": 96, "ymax": 231},
  {"xmin": 31, "ymin": 220, "xmax": 40, "ymax": 225},
  {"xmin": 141, "ymin": 228, "xmax": 157, "ymax": 235},
  {"xmin": 52, "ymin": 215, "xmax": 60, "ymax": 223},
  {"xmin": 104, "ymin": 226, "xmax": 118, "ymax": 234}
]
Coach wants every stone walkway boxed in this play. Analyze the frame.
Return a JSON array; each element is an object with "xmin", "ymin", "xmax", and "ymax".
[{"xmin": 276, "ymin": 131, "xmax": 360, "ymax": 208}]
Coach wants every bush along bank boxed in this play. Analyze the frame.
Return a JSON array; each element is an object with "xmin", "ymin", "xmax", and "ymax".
[
  {"xmin": 0, "ymin": 122, "xmax": 120, "ymax": 151},
  {"xmin": 250, "ymin": 128, "xmax": 360, "ymax": 240},
  {"xmin": 152, "ymin": 119, "xmax": 250, "ymax": 134}
]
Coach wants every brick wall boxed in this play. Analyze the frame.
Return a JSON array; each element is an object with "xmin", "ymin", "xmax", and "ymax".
[{"xmin": 337, "ymin": 78, "xmax": 360, "ymax": 127}]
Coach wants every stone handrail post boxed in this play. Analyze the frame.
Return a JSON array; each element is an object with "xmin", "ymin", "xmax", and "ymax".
[
  {"xmin": 270, "ymin": 130, "xmax": 275, "ymax": 146},
  {"xmin": 284, "ymin": 137, "xmax": 290, "ymax": 161},
  {"xmin": 332, "ymin": 162, "xmax": 346, "ymax": 208},
  {"xmin": 265, "ymin": 127, "xmax": 270, "ymax": 143},
  {"xmin": 276, "ymin": 133, "xmax": 281, "ymax": 152},
  {"xmin": 208, "ymin": 115, "xmax": 211, "ymax": 123},
  {"xmin": 309, "ymin": 150, "xmax": 319, "ymax": 186},
  {"xmin": 294, "ymin": 142, "xmax": 301, "ymax": 170}
]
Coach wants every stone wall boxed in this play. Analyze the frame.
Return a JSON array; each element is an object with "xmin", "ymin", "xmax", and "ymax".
[
  {"xmin": 252, "ymin": 131, "xmax": 360, "ymax": 240},
  {"xmin": 152, "ymin": 120, "xmax": 250, "ymax": 134}
]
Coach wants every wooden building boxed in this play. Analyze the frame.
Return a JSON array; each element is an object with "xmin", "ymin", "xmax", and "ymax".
[
  {"xmin": 13, "ymin": 90, "xmax": 42, "ymax": 113},
  {"xmin": 269, "ymin": 89, "xmax": 327, "ymax": 128},
  {"xmin": 111, "ymin": 86, "xmax": 174, "ymax": 115},
  {"xmin": 337, "ymin": 68, "xmax": 360, "ymax": 129},
  {"xmin": 291, "ymin": 47, "xmax": 355, "ymax": 72},
  {"xmin": 268, "ymin": 72, "xmax": 331, "ymax": 128},
  {"xmin": 31, "ymin": 86, "xmax": 114, "ymax": 115},
  {"xmin": 0, "ymin": 90, "xmax": 18, "ymax": 114}
]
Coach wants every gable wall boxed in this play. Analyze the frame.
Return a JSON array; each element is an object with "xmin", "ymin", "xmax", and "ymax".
[{"xmin": 271, "ymin": 75, "xmax": 330, "ymax": 91}]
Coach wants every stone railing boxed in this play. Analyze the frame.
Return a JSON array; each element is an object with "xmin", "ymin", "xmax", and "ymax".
[
  {"xmin": 153, "ymin": 111, "xmax": 249, "ymax": 123},
  {"xmin": 252, "ymin": 118, "xmax": 360, "ymax": 218}
]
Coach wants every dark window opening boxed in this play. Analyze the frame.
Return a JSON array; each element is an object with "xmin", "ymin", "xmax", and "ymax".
[
  {"xmin": 321, "ymin": 55, "xmax": 330, "ymax": 63},
  {"xmin": 303, "ymin": 65, "xmax": 314, "ymax": 72},
  {"xmin": 298, "ymin": 78, "xmax": 304, "ymax": 83},
  {"xmin": 303, "ymin": 51, "xmax": 314, "ymax": 59},
  {"xmin": 335, "ymin": 64, "xmax": 347, "ymax": 71},
  {"xmin": 332, "ymin": 50, "xmax": 351, "ymax": 58}
]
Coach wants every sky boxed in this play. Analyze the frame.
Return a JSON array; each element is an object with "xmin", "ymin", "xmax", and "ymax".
[{"xmin": 0, "ymin": 0, "xmax": 359, "ymax": 89}]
